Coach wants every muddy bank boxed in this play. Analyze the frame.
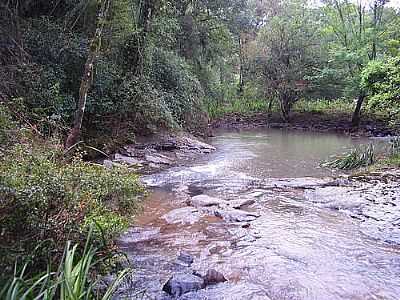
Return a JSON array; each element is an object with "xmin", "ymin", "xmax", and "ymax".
[
  {"xmin": 103, "ymin": 132, "xmax": 215, "ymax": 173},
  {"xmin": 211, "ymin": 112, "xmax": 398, "ymax": 137}
]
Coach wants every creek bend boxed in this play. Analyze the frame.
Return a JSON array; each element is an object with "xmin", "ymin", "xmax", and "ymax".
[{"xmin": 116, "ymin": 129, "xmax": 400, "ymax": 300}]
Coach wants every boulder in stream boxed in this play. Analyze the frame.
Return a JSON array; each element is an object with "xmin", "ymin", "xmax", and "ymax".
[
  {"xmin": 190, "ymin": 195, "xmax": 225, "ymax": 207},
  {"xmin": 214, "ymin": 209, "xmax": 260, "ymax": 222},
  {"xmin": 162, "ymin": 207, "xmax": 202, "ymax": 224},
  {"xmin": 162, "ymin": 273, "xmax": 205, "ymax": 297},
  {"xmin": 203, "ymin": 269, "xmax": 227, "ymax": 286}
]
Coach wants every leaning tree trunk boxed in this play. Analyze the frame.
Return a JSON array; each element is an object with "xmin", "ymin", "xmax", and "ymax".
[
  {"xmin": 65, "ymin": 0, "xmax": 111, "ymax": 150},
  {"xmin": 351, "ymin": 92, "xmax": 365, "ymax": 128}
]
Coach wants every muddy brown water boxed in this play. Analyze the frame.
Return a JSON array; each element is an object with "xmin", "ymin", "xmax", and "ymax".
[{"xmin": 116, "ymin": 129, "xmax": 400, "ymax": 300}]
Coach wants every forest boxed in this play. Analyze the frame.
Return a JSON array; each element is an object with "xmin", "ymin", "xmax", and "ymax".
[{"xmin": 1, "ymin": 0, "xmax": 400, "ymax": 298}]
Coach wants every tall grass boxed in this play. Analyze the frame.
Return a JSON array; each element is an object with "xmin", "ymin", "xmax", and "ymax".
[
  {"xmin": 321, "ymin": 144, "xmax": 375, "ymax": 170},
  {"xmin": 206, "ymin": 98, "xmax": 272, "ymax": 119},
  {"xmin": 0, "ymin": 228, "xmax": 130, "ymax": 300},
  {"xmin": 293, "ymin": 98, "xmax": 355, "ymax": 114}
]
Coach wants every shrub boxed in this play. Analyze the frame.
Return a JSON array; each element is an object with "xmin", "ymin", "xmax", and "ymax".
[
  {"xmin": 0, "ymin": 141, "xmax": 143, "ymax": 278},
  {"xmin": 361, "ymin": 57, "xmax": 400, "ymax": 122}
]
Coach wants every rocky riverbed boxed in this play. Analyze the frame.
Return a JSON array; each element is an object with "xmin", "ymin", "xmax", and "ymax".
[
  {"xmin": 103, "ymin": 133, "xmax": 215, "ymax": 173},
  {"xmin": 111, "ymin": 129, "xmax": 400, "ymax": 300}
]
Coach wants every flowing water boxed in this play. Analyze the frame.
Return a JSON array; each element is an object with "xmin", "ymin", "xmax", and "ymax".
[{"xmin": 117, "ymin": 129, "xmax": 400, "ymax": 300}]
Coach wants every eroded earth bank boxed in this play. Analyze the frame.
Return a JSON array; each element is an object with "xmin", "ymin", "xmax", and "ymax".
[{"xmin": 112, "ymin": 129, "xmax": 400, "ymax": 300}]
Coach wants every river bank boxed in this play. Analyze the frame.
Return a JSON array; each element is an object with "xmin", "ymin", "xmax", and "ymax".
[
  {"xmin": 112, "ymin": 129, "xmax": 400, "ymax": 300},
  {"xmin": 211, "ymin": 111, "xmax": 398, "ymax": 137}
]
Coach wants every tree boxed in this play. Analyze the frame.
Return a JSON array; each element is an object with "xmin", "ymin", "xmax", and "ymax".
[
  {"xmin": 255, "ymin": 0, "xmax": 321, "ymax": 121},
  {"xmin": 65, "ymin": 0, "xmax": 111, "ymax": 150},
  {"xmin": 321, "ymin": 0, "xmax": 389, "ymax": 127}
]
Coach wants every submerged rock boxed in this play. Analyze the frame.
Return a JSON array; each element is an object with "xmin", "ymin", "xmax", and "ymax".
[
  {"xmin": 214, "ymin": 209, "xmax": 260, "ymax": 222},
  {"xmin": 190, "ymin": 195, "xmax": 225, "ymax": 207},
  {"xmin": 227, "ymin": 198, "xmax": 255, "ymax": 209},
  {"xmin": 162, "ymin": 207, "xmax": 201, "ymax": 224},
  {"xmin": 162, "ymin": 273, "xmax": 204, "ymax": 297},
  {"xmin": 203, "ymin": 269, "xmax": 227, "ymax": 286},
  {"xmin": 177, "ymin": 251, "xmax": 194, "ymax": 266}
]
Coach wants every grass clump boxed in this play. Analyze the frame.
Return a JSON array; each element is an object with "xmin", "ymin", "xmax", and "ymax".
[
  {"xmin": 322, "ymin": 144, "xmax": 375, "ymax": 170},
  {"xmin": 0, "ymin": 229, "xmax": 130, "ymax": 300},
  {"xmin": 0, "ymin": 139, "xmax": 144, "ymax": 280}
]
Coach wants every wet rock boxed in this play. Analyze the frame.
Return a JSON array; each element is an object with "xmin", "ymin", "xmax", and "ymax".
[
  {"xmin": 203, "ymin": 269, "xmax": 227, "ymax": 286},
  {"xmin": 145, "ymin": 154, "xmax": 173, "ymax": 165},
  {"xmin": 247, "ymin": 191, "xmax": 266, "ymax": 198},
  {"xmin": 103, "ymin": 159, "xmax": 114, "ymax": 169},
  {"xmin": 190, "ymin": 195, "xmax": 225, "ymax": 207},
  {"xmin": 118, "ymin": 227, "xmax": 160, "ymax": 244},
  {"xmin": 154, "ymin": 140, "xmax": 178, "ymax": 151},
  {"xmin": 227, "ymin": 198, "xmax": 255, "ymax": 209},
  {"xmin": 162, "ymin": 207, "xmax": 201, "ymax": 224},
  {"xmin": 152, "ymin": 292, "xmax": 174, "ymax": 300},
  {"xmin": 177, "ymin": 290, "xmax": 211, "ymax": 300},
  {"xmin": 114, "ymin": 153, "xmax": 143, "ymax": 166},
  {"xmin": 177, "ymin": 251, "xmax": 194, "ymax": 266},
  {"xmin": 162, "ymin": 274, "xmax": 205, "ymax": 297},
  {"xmin": 214, "ymin": 209, "xmax": 260, "ymax": 222}
]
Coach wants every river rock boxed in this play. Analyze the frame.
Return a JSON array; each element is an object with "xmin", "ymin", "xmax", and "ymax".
[
  {"xmin": 145, "ymin": 154, "xmax": 173, "ymax": 165},
  {"xmin": 227, "ymin": 198, "xmax": 255, "ymax": 209},
  {"xmin": 162, "ymin": 274, "xmax": 204, "ymax": 297},
  {"xmin": 162, "ymin": 207, "xmax": 201, "ymax": 224},
  {"xmin": 114, "ymin": 153, "xmax": 143, "ymax": 166},
  {"xmin": 214, "ymin": 209, "xmax": 260, "ymax": 222},
  {"xmin": 190, "ymin": 195, "xmax": 225, "ymax": 207},
  {"xmin": 203, "ymin": 269, "xmax": 227, "ymax": 286},
  {"xmin": 177, "ymin": 251, "xmax": 194, "ymax": 266}
]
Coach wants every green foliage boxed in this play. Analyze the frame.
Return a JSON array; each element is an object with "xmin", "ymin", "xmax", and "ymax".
[
  {"xmin": 0, "ymin": 141, "xmax": 143, "ymax": 277},
  {"xmin": 254, "ymin": 0, "xmax": 322, "ymax": 120},
  {"xmin": 0, "ymin": 231, "xmax": 130, "ymax": 300},
  {"xmin": 361, "ymin": 57, "xmax": 400, "ymax": 121},
  {"xmin": 322, "ymin": 144, "xmax": 375, "ymax": 170},
  {"xmin": 293, "ymin": 98, "xmax": 355, "ymax": 114},
  {"xmin": 150, "ymin": 49, "xmax": 206, "ymax": 130},
  {"xmin": 0, "ymin": 105, "xmax": 16, "ymax": 145}
]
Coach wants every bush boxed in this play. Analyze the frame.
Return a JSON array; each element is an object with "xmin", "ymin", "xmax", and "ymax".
[
  {"xmin": 149, "ymin": 49, "xmax": 208, "ymax": 132},
  {"xmin": 361, "ymin": 57, "xmax": 400, "ymax": 122},
  {"xmin": 0, "ymin": 141, "xmax": 143, "ymax": 278}
]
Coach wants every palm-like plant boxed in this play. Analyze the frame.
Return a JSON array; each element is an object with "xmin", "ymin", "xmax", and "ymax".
[{"xmin": 0, "ymin": 228, "xmax": 130, "ymax": 300}]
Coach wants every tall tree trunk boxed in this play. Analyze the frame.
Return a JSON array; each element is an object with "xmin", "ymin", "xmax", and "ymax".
[
  {"xmin": 238, "ymin": 35, "xmax": 244, "ymax": 95},
  {"xmin": 351, "ymin": 92, "xmax": 365, "ymax": 128},
  {"xmin": 279, "ymin": 94, "xmax": 291, "ymax": 123},
  {"xmin": 65, "ymin": 0, "xmax": 111, "ymax": 150}
]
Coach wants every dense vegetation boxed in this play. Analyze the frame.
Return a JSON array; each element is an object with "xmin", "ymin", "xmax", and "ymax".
[{"xmin": 1, "ymin": 0, "xmax": 400, "ymax": 296}]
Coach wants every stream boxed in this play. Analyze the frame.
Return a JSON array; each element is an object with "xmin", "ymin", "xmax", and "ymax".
[{"xmin": 115, "ymin": 129, "xmax": 400, "ymax": 300}]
